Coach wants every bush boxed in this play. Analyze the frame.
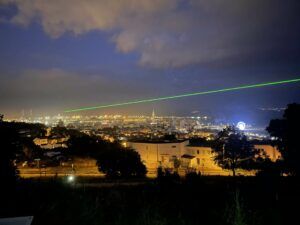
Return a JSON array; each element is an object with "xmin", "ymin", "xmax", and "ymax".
[{"xmin": 156, "ymin": 167, "xmax": 180, "ymax": 184}]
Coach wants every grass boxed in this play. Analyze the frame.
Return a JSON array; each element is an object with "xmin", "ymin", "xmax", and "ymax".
[{"xmin": 0, "ymin": 176, "xmax": 299, "ymax": 225}]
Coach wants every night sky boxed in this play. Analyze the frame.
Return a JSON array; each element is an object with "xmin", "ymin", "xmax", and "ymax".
[{"xmin": 0, "ymin": 0, "xmax": 300, "ymax": 126}]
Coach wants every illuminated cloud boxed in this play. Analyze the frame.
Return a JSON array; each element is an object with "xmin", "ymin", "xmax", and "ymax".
[{"xmin": 1, "ymin": 0, "xmax": 300, "ymax": 68}]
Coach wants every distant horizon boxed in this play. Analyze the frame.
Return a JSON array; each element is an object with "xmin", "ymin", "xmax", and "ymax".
[{"xmin": 3, "ymin": 106, "xmax": 288, "ymax": 128}]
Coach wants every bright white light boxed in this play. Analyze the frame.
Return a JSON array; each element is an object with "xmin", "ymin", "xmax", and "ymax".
[
  {"xmin": 68, "ymin": 175, "xmax": 75, "ymax": 182},
  {"xmin": 237, "ymin": 121, "xmax": 246, "ymax": 131}
]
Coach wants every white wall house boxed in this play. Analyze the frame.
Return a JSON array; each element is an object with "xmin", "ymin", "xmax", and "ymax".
[
  {"xmin": 128, "ymin": 140, "xmax": 281, "ymax": 176},
  {"xmin": 128, "ymin": 140, "xmax": 227, "ymax": 175},
  {"xmin": 254, "ymin": 145, "xmax": 281, "ymax": 161},
  {"xmin": 127, "ymin": 140, "xmax": 188, "ymax": 172}
]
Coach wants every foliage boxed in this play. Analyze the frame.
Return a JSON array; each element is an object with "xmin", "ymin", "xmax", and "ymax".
[
  {"xmin": 189, "ymin": 137, "xmax": 213, "ymax": 146},
  {"xmin": 0, "ymin": 121, "xmax": 46, "ymax": 138},
  {"xmin": 0, "ymin": 120, "xmax": 51, "ymax": 178},
  {"xmin": 67, "ymin": 132, "xmax": 100, "ymax": 157},
  {"xmin": 3, "ymin": 176, "xmax": 297, "ymax": 225},
  {"xmin": 255, "ymin": 158, "xmax": 283, "ymax": 177},
  {"xmin": 19, "ymin": 137, "xmax": 43, "ymax": 161},
  {"xmin": 156, "ymin": 167, "xmax": 180, "ymax": 184},
  {"xmin": 65, "ymin": 129, "xmax": 147, "ymax": 178},
  {"xmin": 50, "ymin": 126, "xmax": 69, "ymax": 137},
  {"xmin": 163, "ymin": 134, "xmax": 177, "ymax": 141},
  {"xmin": 0, "ymin": 121, "xmax": 21, "ymax": 187},
  {"xmin": 224, "ymin": 191, "xmax": 247, "ymax": 225},
  {"xmin": 96, "ymin": 148, "xmax": 147, "ymax": 178},
  {"xmin": 184, "ymin": 171, "xmax": 203, "ymax": 186},
  {"xmin": 267, "ymin": 103, "xmax": 300, "ymax": 176},
  {"xmin": 213, "ymin": 126, "xmax": 257, "ymax": 176}
]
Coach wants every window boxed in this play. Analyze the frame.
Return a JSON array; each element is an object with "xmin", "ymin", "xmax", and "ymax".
[
  {"xmin": 197, "ymin": 150, "xmax": 199, "ymax": 154},
  {"xmin": 197, "ymin": 158, "xmax": 200, "ymax": 165},
  {"xmin": 172, "ymin": 145, "xmax": 176, "ymax": 148}
]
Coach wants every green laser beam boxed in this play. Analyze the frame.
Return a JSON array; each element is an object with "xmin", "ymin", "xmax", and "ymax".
[{"xmin": 64, "ymin": 78, "xmax": 300, "ymax": 113}]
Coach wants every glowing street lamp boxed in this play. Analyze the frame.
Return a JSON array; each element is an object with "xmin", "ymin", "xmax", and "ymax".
[{"xmin": 67, "ymin": 175, "xmax": 75, "ymax": 182}]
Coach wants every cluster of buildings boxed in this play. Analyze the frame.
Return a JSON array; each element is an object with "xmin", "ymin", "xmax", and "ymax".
[
  {"xmin": 33, "ymin": 128, "xmax": 69, "ymax": 149},
  {"xmin": 127, "ymin": 140, "xmax": 281, "ymax": 176},
  {"xmin": 12, "ymin": 110, "xmax": 269, "ymax": 141},
  {"xmin": 13, "ymin": 111, "xmax": 279, "ymax": 177},
  {"xmin": 12, "ymin": 112, "xmax": 214, "ymax": 142}
]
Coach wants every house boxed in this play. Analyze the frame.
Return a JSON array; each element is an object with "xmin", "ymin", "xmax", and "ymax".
[
  {"xmin": 127, "ymin": 140, "xmax": 188, "ymax": 176},
  {"xmin": 127, "ymin": 140, "xmax": 228, "ymax": 176},
  {"xmin": 254, "ymin": 144, "xmax": 281, "ymax": 161},
  {"xmin": 128, "ymin": 140, "xmax": 279, "ymax": 176},
  {"xmin": 33, "ymin": 136, "xmax": 69, "ymax": 149}
]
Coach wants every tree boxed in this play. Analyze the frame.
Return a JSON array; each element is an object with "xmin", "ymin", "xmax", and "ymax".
[
  {"xmin": 51, "ymin": 126, "xmax": 69, "ymax": 137},
  {"xmin": 0, "ymin": 121, "xmax": 21, "ymax": 188},
  {"xmin": 96, "ymin": 148, "xmax": 147, "ymax": 178},
  {"xmin": 67, "ymin": 131, "xmax": 118, "ymax": 157},
  {"xmin": 267, "ymin": 103, "xmax": 300, "ymax": 176},
  {"xmin": 255, "ymin": 157, "xmax": 283, "ymax": 177},
  {"xmin": 64, "ymin": 128, "xmax": 147, "ymax": 178},
  {"xmin": 212, "ymin": 126, "xmax": 257, "ymax": 176}
]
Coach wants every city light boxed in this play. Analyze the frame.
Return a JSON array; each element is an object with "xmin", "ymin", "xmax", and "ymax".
[
  {"xmin": 64, "ymin": 78, "xmax": 300, "ymax": 113},
  {"xmin": 237, "ymin": 121, "xmax": 246, "ymax": 131},
  {"xmin": 67, "ymin": 175, "xmax": 75, "ymax": 182}
]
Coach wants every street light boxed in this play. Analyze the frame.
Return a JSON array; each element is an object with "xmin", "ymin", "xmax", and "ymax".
[{"xmin": 67, "ymin": 175, "xmax": 75, "ymax": 182}]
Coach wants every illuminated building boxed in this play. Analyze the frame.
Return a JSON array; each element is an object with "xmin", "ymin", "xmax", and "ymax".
[
  {"xmin": 128, "ymin": 140, "xmax": 227, "ymax": 176},
  {"xmin": 128, "ymin": 140, "xmax": 188, "ymax": 174},
  {"xmin": 254, "ymin": 144, "xmax": 281, "ymax": 161},
  {"xmin": 33, "ymin": 128, "xmax": 69, "ymax": 149},
  {"xmin": 128, "ymin": 141, "xmax": 281, "ymax": 176}
]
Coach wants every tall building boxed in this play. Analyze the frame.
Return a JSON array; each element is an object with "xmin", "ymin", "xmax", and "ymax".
[
  {"xmin": 151, "ymin": 109, "xmax": 155, "ymax": 120},
  {"xmin": 150, "ymin": 109, "xmax": 157, "ymax": 125}
]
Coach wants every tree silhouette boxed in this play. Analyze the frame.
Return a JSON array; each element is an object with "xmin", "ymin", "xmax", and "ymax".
[
  {"xmin": 267, "ymin": 103, "xmax": 300, "ymax": 176},
  {"xmin": 255, "ymin": 157, "xmax": 283, "ymax": 177},
  {"xmin": 60, "ymin": 127, "xmax": 147, "ymax": 178},
  {"xmin": 0, "ymin": 120, "xmax": 21, "ymax": 188},
  {"xmin": 96, "ymin": 148, "xmax": 147, "ymax": 178},
  {"xmin": 213, "ymin": 126, "xmax": 257, "ymax": 176}
]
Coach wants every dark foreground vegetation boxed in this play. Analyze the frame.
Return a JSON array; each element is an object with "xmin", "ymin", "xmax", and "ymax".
[{"xmin": 0, "ymin": 176, "xmax": 299, "ymax": 225}]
